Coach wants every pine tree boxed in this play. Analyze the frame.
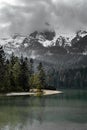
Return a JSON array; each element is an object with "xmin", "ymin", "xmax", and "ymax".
[
  {"xmin": 29, "ymin": 58, "xmax": 34, "ymax": 76},
  {"xmin": 19, "ymin": 57, "xmax": 30, "ymax": 92},
  {"xmin": 9, "ymin": 54, "xmax": 19, "ymax": 91},
  {"xmin": 31, "ymin": 74, "xmax": 41, "ymax": 91},
  {"xmin": 10, "ymin": 52, "xmax": 16, "ymax": 66},
  {"xmin": 4, "ymin": 59, "xmax": 11, "ymax": 92},
  {"xmin": 37, "ymin": 62, "xmax": 46, "ymax": 90},
  {"xmin": 0, "ymin": 46, "xmax": 6, "ymax": 92},
  {"xmin": 12, "ymin": 58, "xmax": 22, "ymax": 91}
]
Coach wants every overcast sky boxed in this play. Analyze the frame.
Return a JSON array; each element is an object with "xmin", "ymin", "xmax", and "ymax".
[{"xmin": 0, "ymin": 0, "xmax": 87, "ymax": 37}]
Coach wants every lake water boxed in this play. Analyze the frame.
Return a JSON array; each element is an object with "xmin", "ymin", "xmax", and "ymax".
[{"xmin": 0, "ymin": 90, "xmax": 87, "ymax": 130}]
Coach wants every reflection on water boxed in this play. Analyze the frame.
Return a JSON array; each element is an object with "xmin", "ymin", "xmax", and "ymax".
[{"xmin": 0, "ymin": 90, "xmax": 87, "ymax": 130}]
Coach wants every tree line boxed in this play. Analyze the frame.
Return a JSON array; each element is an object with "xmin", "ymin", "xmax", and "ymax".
[
  {"xmin": 46, "ymin": 67, "xmax": 87, "ymax": 89},
  {"xmin": 0, "ymin": 46, "xmax": 46, "ymax": 93},
  {"xmin": 0, "ymin": 46, "xmax": 87, "ymax": 93}
]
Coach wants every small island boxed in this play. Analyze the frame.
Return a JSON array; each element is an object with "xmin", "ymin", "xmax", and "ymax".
[{"xmin": 5, "ymin": 89, "xmax": 62, "ymax": 96}]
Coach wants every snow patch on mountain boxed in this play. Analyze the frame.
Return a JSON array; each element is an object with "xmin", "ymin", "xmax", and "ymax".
[
  {"xmin": 0, "ymin": 29, "xmax": 87, "ymax": 57},
  {"xmin": 83, "ymin": 52, "xmax": 87, "ymax": 55},
  {"xmin": 39, "ymin": 39, "xmax": 54, "ymax": 47}
]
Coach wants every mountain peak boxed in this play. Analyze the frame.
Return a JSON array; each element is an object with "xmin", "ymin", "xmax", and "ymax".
[
  {"xmin": 29, "ymin": 30, "xmax": 56, "ymax": 41},
  {"xmin": 76, "ymin": 30, "xmax": 87, "ymax": 37}
]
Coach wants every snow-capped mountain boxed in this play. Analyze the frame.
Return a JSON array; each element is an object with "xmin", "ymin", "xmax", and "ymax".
[
  {"xmin": 0, "ymin": 29, "xmax": 87, "ymax": 55},
  {"xmin": 1, "ymin": 29, "xmax": 87, "ymax": 70},
  {"xmin": 0, "ymin": 30, "xmax": 71, "ymax": 55},
  {"xmin": 70, "ymin": 30, "xmax": 87, "ymax": 54},
  {"xmin": 0, "ymin": 30, "xmax": 60, "ymax": 55}
]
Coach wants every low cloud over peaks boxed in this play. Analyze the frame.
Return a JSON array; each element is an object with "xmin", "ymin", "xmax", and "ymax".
[{"xmin": 0, "ymin": 0, "xmax": 87, "ymax": 37}]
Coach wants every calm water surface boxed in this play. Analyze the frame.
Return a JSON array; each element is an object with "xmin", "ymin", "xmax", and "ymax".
[{"xmin": 0, "ymin": 90, "xmax": 87, "ymax": 130}]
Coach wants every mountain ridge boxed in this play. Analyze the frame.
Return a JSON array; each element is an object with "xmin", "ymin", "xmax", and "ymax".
[{"xmin": 0, "ymin": 29, "xmax": 87, "ymax": 70}]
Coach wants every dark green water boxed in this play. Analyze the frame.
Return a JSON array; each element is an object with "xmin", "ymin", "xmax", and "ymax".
[{"xmin": 0, "ymin": 90, "xmax": 87, "ymax": 130}]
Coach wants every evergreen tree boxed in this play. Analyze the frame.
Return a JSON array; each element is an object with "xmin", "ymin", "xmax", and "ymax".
[
  {"xmin": 19, "ymin": 57, "xmax": 30, "ymax": 92},
  {"xmin": 37, "ymin": 62, "xmax": 46, "ymax": 90},
  {"xmin": 9, "ymin": 54, "xmax": 20, "ymax": 91},
  {"xmin": 12, "ymin": 58, "xmax": 22, "ymax": 91},
  {"xmin": 29, "ymin": 58, "xmax": 34, "ymax": 76},
  {"xmin": 4, "ymin": 59, "xmax": 11, "ymax": 92},
  {"xmin": 10, "ymin": 52, "xmax": 16, "ymax": 66},
  {"xmin": 0, "ymin": 46, "xmax": 6, "ymax": 92},
  {"xmin": 31, "ymin": 74, "xmax": 42, "ymax": 91}
]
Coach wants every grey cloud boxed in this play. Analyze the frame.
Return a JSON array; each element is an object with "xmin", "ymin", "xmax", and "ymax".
[
  {"xmin": 0, "ymin": 0, "xmax": 52, "ymax": 36},
  {"xmin": 0, "ymin": 0, "xmax": 87, "ymax": 37},
  {"xmin": 51, "ymin": 0, "xmax": 87, "ymax": 34}
]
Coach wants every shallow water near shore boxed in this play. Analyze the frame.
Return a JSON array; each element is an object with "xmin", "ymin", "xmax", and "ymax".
[{"xmin": 0, "ymin": 89, "xmax": 87, "ymax": 130}]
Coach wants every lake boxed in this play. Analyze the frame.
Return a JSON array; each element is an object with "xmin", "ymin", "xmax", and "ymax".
[{"xmin": 0, "ymin": 90, "xmax": 87, "ymax": 130}]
